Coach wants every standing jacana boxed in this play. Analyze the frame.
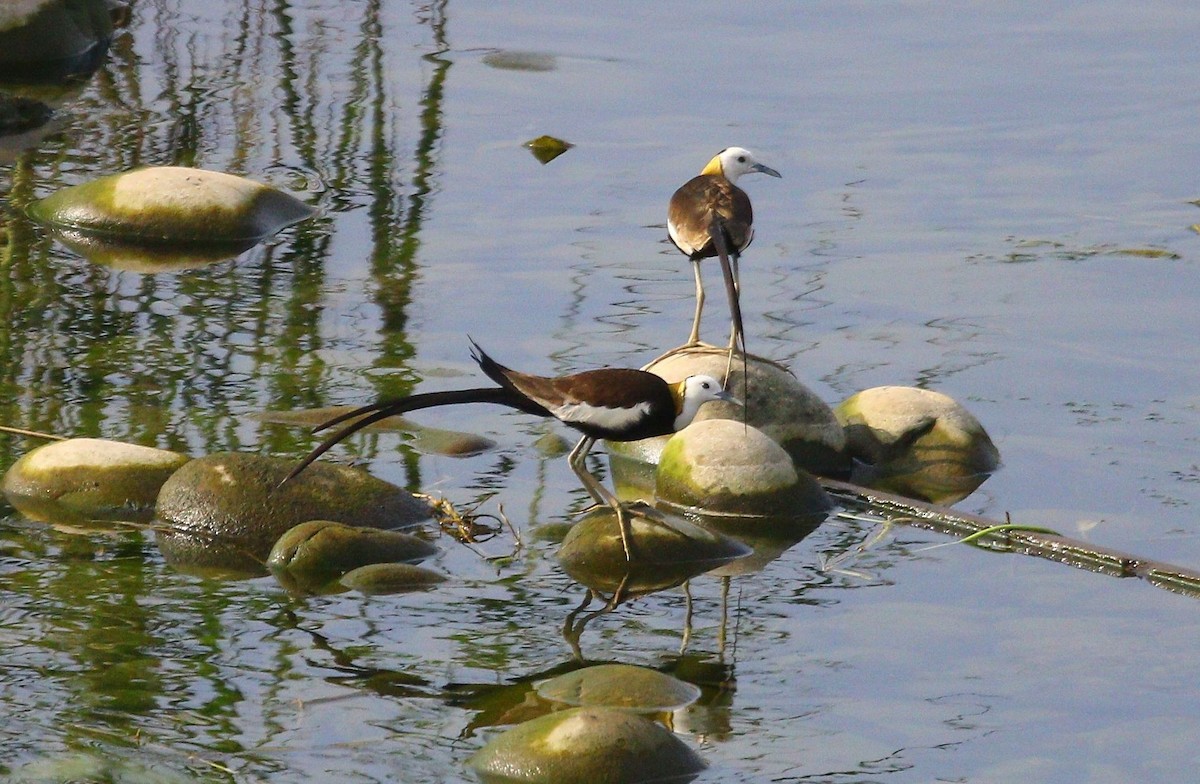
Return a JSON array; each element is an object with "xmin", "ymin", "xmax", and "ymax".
[
  {"xmin": 281, "ymin": 339, "xmax": 737, "ymax": 559},
  {"xmin": 667, "ymin": 147, "xmax": 781, "ymax": 355}
]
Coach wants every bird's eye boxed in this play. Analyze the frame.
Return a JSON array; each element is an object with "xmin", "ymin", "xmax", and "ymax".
[
  {"xmin": 701, "ymin": 381, "xmax": 712, "ymax": 389},
  {"xmin": 737, "ymin": 155, "xmax": 746, "ymax": 163}
]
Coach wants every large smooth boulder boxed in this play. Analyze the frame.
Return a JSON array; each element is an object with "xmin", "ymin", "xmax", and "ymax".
[{"xmin": 155, "ymin": 453, "xmax": 431, "ymax": 576}]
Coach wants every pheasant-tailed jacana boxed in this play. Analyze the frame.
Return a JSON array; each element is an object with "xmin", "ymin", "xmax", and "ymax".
[
  {"xmin": 281, "ymin": 339, "xmax": 737, "ymax": 559},
  {"xmin": 667, "ymin": 146, "xmax": 781, "ymax": 357}
]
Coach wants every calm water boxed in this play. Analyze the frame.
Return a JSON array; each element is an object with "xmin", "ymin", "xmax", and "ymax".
[{"xmin": 2, "ymin": 1, "xmax": 1199, "ymax": 781}]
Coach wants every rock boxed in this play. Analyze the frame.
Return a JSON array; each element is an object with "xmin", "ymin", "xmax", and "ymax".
[
  {"xmin": 656, "ymin": 419, "xmax": 832, "ymax": 517},
  {"xmin": 154, "ymin": 453, "xmax": 431, "ymax": 576},
  {"xmin": 2, "ymin": 437, "xmax": 189, "ymax": 521},
  {"xmin": 0, "ymin": 0, "xmax": 113, "ymax": 83},
  {"xmin": 339, "ymin": 562, "xmax": 448, "ymax": 595},
  {"xmin": 0, "ymin": 92, "xmax": 52, "ymax": 136},
  {"xmin": 267, "ymin": 519, "xmax": 437, "ymax": 586},
  {"xmin": 535, "ymin": 664, "xmax": 701, "ymax": 713},
  {"xmin": 29, "ymin": 166, "xmax": 314, "ymax": 244},
  {"xmin": 467, "ymin": 707, "xmax": 706, "ymax": 784},
  {"xmin": 258, "ymin": 407, "xmax": 496, "ymax": 457},
  {"xmin": 835, "ymin": 385, "xmax": 1001, "ymax": 504},
  {"xmin": 557, "ymin": 507, "xmax": 750, "ymax": 597},
  {"xmin": 609, "ymin": 347, "xmax": 849, "ymax": 482},
  {"xmin": 524, "ymin": 135, "xmax": 573, "ymax": 164}
]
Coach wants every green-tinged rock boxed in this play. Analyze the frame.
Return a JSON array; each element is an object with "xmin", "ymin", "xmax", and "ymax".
[
  {"xmin": 29, "ymin": 166, "xmax": 314, "ymax": 244},
  {"xmin": 339, "ymin": 562, "xmax": 448, "ymax": 594},
  {"xmin": 835, "ymin": 385, "xmax": 1001, "ymax": 505},
  {"xmin": 2, "ymin": 437, "xmax": 189, "ymax": 522},
  {"xmin": 268, "ymin": 519, "xmax": 437, "ymax": 584},
  {"xmin": 524, "ymin": 135, "xmax": 573, "ymax": 164},
  {"xmin": 536, "ymin": 664, "xmax": 701, "ymax": 713},
  {"xmin": 610, "ymin": 347, "xmax": 848, "ymax": 481},
  {"xmin": 656, "ymin": 419, "xmax": 832, "ymax": 517},
  {"xmin": 482, "ymin": 50, "xmax": 557, "ymax": 72},
  {"xmin": 7, "ymin": 749, "xmax": 193, "ymax": 784},
  {"xmin": 468, "ymin": 707, "xmax": 706, "ymax": 784},
  {"xmin": 154, "ymin": 453, "xmax": 431, "ymax": 577},
  {"xmin": 0, "ymin": 0, "xmax": 113, "ymax": 83},
  {"xmin": 557, "ymin": 508, "xmax": 750, "ymax": 597}
]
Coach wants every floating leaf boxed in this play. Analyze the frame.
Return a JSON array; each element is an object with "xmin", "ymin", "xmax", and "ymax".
[
  {"xmin": 524, "ymin": 135, "xmax": 573, "ymax": 164},
  {"xmin": 1108, "ymin": 247, "xmax": 1181, "ymax": 260}
]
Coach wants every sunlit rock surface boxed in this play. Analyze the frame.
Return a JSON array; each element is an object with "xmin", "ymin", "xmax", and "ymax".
[
  {"xmin": 535, "ymin": 664, "xmax": 702, "ymax": 714},
  {"xmin": 468, "ymin": 706, "xmax": 706, "ymax": 784},
  {"xmin": 836, "ymin": 385, "xmax": 1001, "ymax": 504},
  {"xmin": 155, "ymin": 453, "xmax": 431, "ymax": 576},
  {"xmin": 29, "ymin": 166, "xmax": 314, "ymax": 243},
  {"xmin": 656, "ymin": 419, "xmax": 831, "ymax": 516},
  {"xmin": 639, "ymin": 347, "xmax": 849, "ymax": 476},
  {"xmin": 2, "ymin": 437, "xmax": 189, "ymax": 521}
]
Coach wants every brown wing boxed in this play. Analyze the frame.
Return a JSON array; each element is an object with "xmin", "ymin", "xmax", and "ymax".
[{"xmin": 667, "ymin": 174, "xmax": 754, "ymax": 259}]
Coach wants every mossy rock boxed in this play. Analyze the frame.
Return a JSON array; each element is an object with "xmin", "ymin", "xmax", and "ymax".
[
  {"xmin": 610, "ymin": 347, "xmax": 849, "ymax": 481},
  {"xmin": 339, "ymin": 562, "xmax": 448, "ymax": 595},
  {"xmin": 835, "ymin": 386, "xmax": 1001, "ymax": 505},
  {"xmin": 557, "ymin": 508, "xmax": 750, "ymax": 597},
  {"xmin": 268, "ymin": 519, "xmax": 437, "ymax": 588},
  {"xmin": 468, "ymin": 707, "xmax": 706, "ymax": 784},
  {"xmin": 29, "ymin": 166, "xmax": 314, "ymax": 244},
  {"xmin": 656, "ymin": 419, "xmax": 832, "ymax": 517},
  {"xmin": 535, "ymin": 664, "xmax": 701, "ymax": 714},
  {"xmin": 2, "ymin": 437, "xmax": 189, "ymax": 522},
  {"xmin": 154, "ymin": 453, "xmax": 431, "ymax": 576}
]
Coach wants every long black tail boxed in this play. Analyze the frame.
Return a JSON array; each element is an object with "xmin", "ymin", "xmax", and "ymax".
[
  {"xmin": 709, "ymin": 218, "xmax": 749, "ymax": 408},
  {"xmin": 280, "ymin": 387, "xmax": 523, "ymax": 486}
]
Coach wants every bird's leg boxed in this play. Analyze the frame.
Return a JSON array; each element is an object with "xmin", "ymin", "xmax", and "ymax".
[
  {"xmin": 568, "ymin": 435, "xmax": 637, "ymax": 560},
  {"xmin": 686, "ymin": 260, "xmax": 705, "ymax": 347}
]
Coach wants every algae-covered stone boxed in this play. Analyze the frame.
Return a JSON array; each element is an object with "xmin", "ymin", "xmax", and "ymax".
[
  {"xmin": 29, "ymin": 166, "xmax": 315, "ymax": 244},
  {"xmin": 557, "ymin": 508, "xmax": 750, "ymax": 597},
  {"xmin": 155, "ymin": 452, "xmax": 431, "ymax": 575},
  {"xmin": 535, "ymin": 664, "xmax": 701, "ymax": 714},
  {"xmin": 2, "ymin": 437, "xmax": 189, "ymax": 520},
  {"xmin": 610, "ymin": 347, "xmax": 848, "ymax": 481},
  {"xmin": 835, "ymin": 386, "xmax": 1001, "ymax": 505},
  {"xmin": 656, "ymin": 419, "xmax": 831, "ymax": 517},
  {"xmin": 268, "ymin": 520, "xmax": 437, "ymax": 582},
  {"xmin": 468, "ymin": 706, "xmax": 706, "ymax": 784},
  {"xmin": 524, "ymin": 135, "xmax": 573, "ymax": 164},
  {"xmin": 339, "ymin": 562, "xmax": 448, "ymax": 594},
  {"xmin": 0, "ymin": 0, "xmax": 113, "ymax": 83}
]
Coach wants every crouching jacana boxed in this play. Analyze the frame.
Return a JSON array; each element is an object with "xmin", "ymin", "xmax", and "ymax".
[
  {"xmin": 667, "ymin": 146, "xmax": 781, "ymax": 358},
  {"xmin": 281, "ymin": 339, "xmax": 737, "ymax": 559}
]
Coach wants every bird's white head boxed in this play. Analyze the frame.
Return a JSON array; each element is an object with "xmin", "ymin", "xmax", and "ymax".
[
  {"xmin": 673, "ymin": 374, "xmax": 739, "ymax": 430},
  {"xmin": 702, "ymin": 147, "xmax": 783, "ymax": 185}
]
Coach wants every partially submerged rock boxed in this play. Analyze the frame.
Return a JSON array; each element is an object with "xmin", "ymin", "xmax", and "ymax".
[
  {"xmin": 155, "ymin": 453, "xmax": 431, "ymax": 576},
  {"xmin": 468, "ymin": 706, "xmax": 706, "ymax": 784},
  {"xmin": 656, "ymin": 419, "xmax": 831, "ymax": 517},
  {"xmin": 268, "ymin": 519, "xmax": 437, "ymax": 587},
  {"xmin": 339, "ymin": 562, "xmax": 448, "ymax": 595},
  {"xmin": 0, "ymin": 0, "xmax": 114, "ymax": 83},
  {"xmin": 557, "ymin": 508, "xmax": 750, "ymax": 597},
  {"xmin": 535, "ymin": 664, "xmax": 701, "ymax": 714},
  {"xmin": 638, "ymin": 347, "xmax": 849, "ymax": 476},
  {"xmin": 257, "ymin": 406, "xmax": 496, "ymax": 458},
  {"xmin": 836, "ymin": 385, "xmax": 1001, "ymax": 505},
  {"xmin": 29, "ymin": 166, "xmax": 315, "ymax": 245},
  {"xmin": 2, "ymin": 437, "xmax": 189, "ymax": 522}
]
